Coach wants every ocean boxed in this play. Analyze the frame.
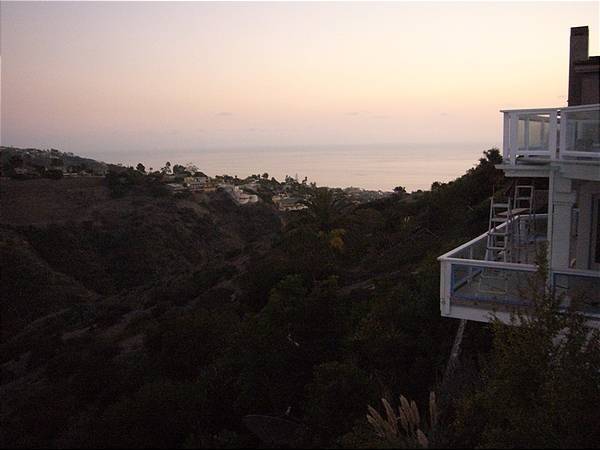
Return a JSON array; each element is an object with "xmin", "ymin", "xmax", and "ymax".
[{"xmin": 95, "ymin": 142, "xmax": 497, "ymax": 192}]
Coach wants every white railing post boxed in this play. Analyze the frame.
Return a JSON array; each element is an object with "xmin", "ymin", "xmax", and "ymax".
[
  {"xmin": 503, "ymin": 112, "xmax": 510, "ymax": 162},
  {"xmin": 548, "ymin": 110, "xmax": 558, "ymax": 159},
  {"xmin": 440, "ymin": 260, "xmax": 452, "ymax": 316},
  {"xmin": 523, "ymin": 115, "xmax": 529, "ymax": 151},
  {"xmin": 509, "ymin": 112, "xmax": 518, "ymax": 165},
  {"xmin": 468, "ymin": 247, "xmax": 474, "ymax": 280},
  {"xmin": 559, "ymin": 108, "xmax": 567, "ymax": 160}
]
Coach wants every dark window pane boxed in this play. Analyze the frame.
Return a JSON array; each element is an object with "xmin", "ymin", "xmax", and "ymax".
[{"xmin": 596, "ymin": 200, "xmax": 600, "ymax": 264}]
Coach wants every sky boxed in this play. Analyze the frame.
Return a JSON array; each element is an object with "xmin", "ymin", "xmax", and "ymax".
[{"xmin": 1, "ymin": 1, "xmax": 598, "ymax": 187}]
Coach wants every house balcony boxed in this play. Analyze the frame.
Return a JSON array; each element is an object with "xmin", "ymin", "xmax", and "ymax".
[
  {"xmin": 502, "ymin": 104, "xmax": 600, "ymax": 171},
  {"xmin": 438, "ymin": 214, "xmax": 600, "ymax": 325}
]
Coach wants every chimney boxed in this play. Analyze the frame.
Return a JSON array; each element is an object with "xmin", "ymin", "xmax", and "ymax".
[{"xmin": 568, "ymin": 26, "xmax": 589, "ymax": 106}]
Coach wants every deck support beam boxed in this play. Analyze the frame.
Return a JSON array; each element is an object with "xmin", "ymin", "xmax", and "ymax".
[{"xmin": 549, "ymin": 175, "xmax": 575, "ymax": 271}]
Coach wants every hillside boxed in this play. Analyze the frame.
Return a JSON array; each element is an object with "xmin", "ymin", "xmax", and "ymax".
[
  {"xmin": 1, "ymin": 177, "xmax": 109, "ymax": 226},
  {"xmin": 4, "ymin": 148, "xmax": 596, "ymax": 449},
  {"xmin": 0, "ymin": 149, "xmax": 497, "ymax": 447},
  {"xmin": 0, "ymin": 146, "xmax": 109, "ymax": 175}
]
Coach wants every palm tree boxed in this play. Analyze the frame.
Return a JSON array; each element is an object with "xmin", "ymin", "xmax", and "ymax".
[{"xmin": 300, "ymin": 187, "xmax": 351, "ymax": 233}]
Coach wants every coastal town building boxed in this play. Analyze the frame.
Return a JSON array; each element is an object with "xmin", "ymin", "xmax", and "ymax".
[
  {"xmin": 165, "ymin": 183, "xmax": 187, "ymax": 193},
  {"xmin": 272, "ymin": 194, "xmax": 307, "ymax": 211},
  {"xmin": 218, "ymin": 183, "xmax": 259, "ymax": 205},
  {"xmin": 439, "ymin": 26, "xmax": 600, "ymax": 327},
  {"xmin": 184, "ymin": 176, "xmax": 208, "ymax": 192}
]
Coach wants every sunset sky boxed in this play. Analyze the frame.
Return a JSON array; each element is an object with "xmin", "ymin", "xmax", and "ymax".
[{"xmin": 1, "ymin": 1, "xmax": 598, "ymax": 165}]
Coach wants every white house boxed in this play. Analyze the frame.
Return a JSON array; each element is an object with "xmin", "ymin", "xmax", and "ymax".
[
  {"xmin": 166, "ymin": 183, "xmax": 186, "ymax": 193},
  {"xmin": 184, "ymin": 176, "xmax": 208, "ymax": 192},
  {"xmin": 438, "ymin": 27, "xmax": 600, "ymax": 327},
  {"xmin": 272, "ymin": 194, "xmax": 307, "ymax": 211},
  {"xmin": 218, "ymin": 183, "xmax": 259, "ymax": 205}
]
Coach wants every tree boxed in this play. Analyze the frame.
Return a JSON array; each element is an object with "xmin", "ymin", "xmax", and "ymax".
[
  {"xmin": 136, "ymin": 163, "xmax": 146, "ymax": 173},
  {"xmin": 44, "ymin": 169, "xmax": 64, "ymax": 179},
  {"xmin": 430, "ymin": 181, "xmax": 442, "ymax": 191},
  {"xmin": 6, "ymin": 154, "xmax": 24, "ymax": 176},
  {"xmin": 302, "ymin": 187, "xmax": 346, "ymax": 232},
  {"xmin": 304, "ymin": 361, "xmax": 374, "ymax": 442},
  {"xmin": 145, "ymin": 308, "xmax": 240, "ymax": 380},
  {"xmin": 262, "ymin": 172, "xmax": 269, "ymax": 179},
  {"xmin": 450, "ymin": 253, "xmax": 600, "ymax": 448},
  {"xmin": 71, "ymin": 381, "xmax": 213, "ymax": 448},
  {"xmin": 172, "ymin": 164, "xmax": 187, "ymax": 175},
  {"xmin": 480, "ymin": 147, "xmax": 502, "ymax": 165},
  {"xmin": 50, "ymin": 157, "xmax": 64, "ymax": 168},
  {"xmin": 161, "ymin": 161, "xmax": 172, "ymax": 175},
  {"xmin": 234, "ymin": 276, "xmax": 346, "ymax": 418},
  {"xmin": 394, "ymin": 186, "xmax": 407, "ymax": 195},
  {"xmin": 185, "ymin": 163, "xmax": 198, "ymax": 174}
]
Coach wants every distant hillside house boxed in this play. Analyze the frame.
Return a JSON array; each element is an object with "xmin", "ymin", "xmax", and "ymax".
[
  {"xmin": 272, "ymin": 194, "xmax": 307, "ymax": 211},
  {"xmin": 166, "ymin": 183, "xmax": 186, "ymax": 193},
  {"xmin": 219, "ymin": 183, "xmax": 259, "ymax": 205},
  {"xmin": 184, "ymin": 176, "xmax": 208, "ymax": 192}
]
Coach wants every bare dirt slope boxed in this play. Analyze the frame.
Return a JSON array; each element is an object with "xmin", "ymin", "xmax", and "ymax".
[{"xmin": 0, "ymin": 177, "xmax": 109, "ymax": 226}]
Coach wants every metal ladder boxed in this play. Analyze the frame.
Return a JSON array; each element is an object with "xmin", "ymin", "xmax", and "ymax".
[
  {"xmin": 479, "ymin": 197, "xmax": 513, "ymax": 295},
  {"xmin": 512, "ymin": 184, "xmax": 536, "ymax": 263}
]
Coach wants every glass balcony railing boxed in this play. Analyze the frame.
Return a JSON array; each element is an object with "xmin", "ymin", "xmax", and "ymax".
[
  {"xmin": 502, "ymin": 104, "xmax": 600, "ymax": 164},
  {"xmin": 517, "ymin": 113, "xmax": 551, "ymax": 152},
  {"xmin": 553, "ymin": 270, "xmax": 600, "ymax": 318},
  {"xmin": 438, "ymin": 214, "xmax": 600, "ymax": 323},
  {"xmin": 562, "ymin": 108, "xmax": 600, "ymax": 158}
]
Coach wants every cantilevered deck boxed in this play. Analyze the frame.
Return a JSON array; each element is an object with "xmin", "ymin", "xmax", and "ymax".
[{"xmin": 438, "ymin": 214, "xmax": 600, "ymax": 325}]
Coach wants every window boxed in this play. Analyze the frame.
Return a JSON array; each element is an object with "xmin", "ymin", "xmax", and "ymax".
[{"xmin": 595, "ymin": 199, "xmax": 600, "ymax": 264}]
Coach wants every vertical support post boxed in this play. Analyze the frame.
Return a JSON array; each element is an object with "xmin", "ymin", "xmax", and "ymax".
[
  {"xmin": 524, "ymin": 116, "xmax": 530, "ymax": 152},
  {"xmin": 442, "ymin": 319, "xmax": 467, "ymax": 391},
  {"xmin": 509, "ymin": 113, "xmax": 519, "ymax": 165},
  {"xmin": 547, "ymin": 170, "xmax": 555, "ymax": 268},
  {"xmin": 540, "ymin": 115, "xmax": 544, "ymax": 144},
  {"xmin": 548, "ymin": 110, "xmax": 558, "ymax": 159},
  {"xmin": 440, "ymin": 260, "xmax": 452, "ymax": 316},
  {"xmin": 503, "ymin": 112, "xmax": 510, "ymax": 161},
  {"xmin": 550, "ymin": 176, "xmax": 575, "ymax": 271},
  {"xmin": 468, "ymin": 247, "xmax": 474, "ymax": 280},
  {"xmin": 559, "ymin": 108, "xmax": 568, "ymax": 159}
]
